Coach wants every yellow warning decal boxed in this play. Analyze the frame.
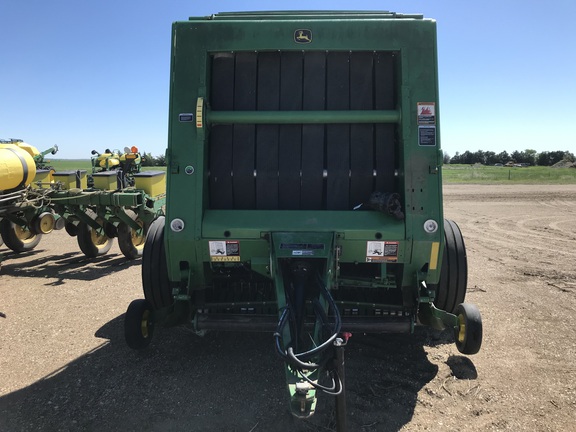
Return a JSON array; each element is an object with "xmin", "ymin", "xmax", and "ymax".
[
  {"xmin": 429, "ymin": 242, "xmax": 440, "ymax": 270},
  {"xmin": 196, "ymin": 97, "xmax": 204, "ymax": 128},
  {"xmin": 211, "ymin": 256, "xmax": 241, "ymax": 262}
]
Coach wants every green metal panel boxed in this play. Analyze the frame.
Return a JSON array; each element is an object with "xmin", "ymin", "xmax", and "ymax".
[
  {"xmin": 166, "ymin": 10, "xmax": 443, "ymax": 292},
  {"xmin": 207, "ymin": 110, "xmax": 400, "ymax": 124}
]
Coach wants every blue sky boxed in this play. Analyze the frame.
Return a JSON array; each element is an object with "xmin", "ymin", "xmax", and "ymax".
[{"xmin": 1, "ymin": 0, "xmax": 574, "ymax": 159}]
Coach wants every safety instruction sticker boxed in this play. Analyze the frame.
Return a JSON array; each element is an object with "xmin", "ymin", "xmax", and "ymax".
[
  {"xmin": 209, "ymin": 240, "xmax": 240, "ymax": 262},
  {"xmin": 417, "ymin": 102, "xmax": 436, "ymax": 125},
  {"xmin": 366, "ymin": 241, "xmax": 399, "ymax": 263},
  {"xmin": 418, "ymin": 126, "xmax": 437, "ymax": 146}
]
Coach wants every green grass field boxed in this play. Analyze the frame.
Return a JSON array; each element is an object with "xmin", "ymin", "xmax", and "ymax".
[
  {"xmin": 47, "ymin": 159, "xmax": 166, "ymax": 172},
  {"xmin": 47, "ymin": 160, "xmax": 575, "ymax": 184},
  {"xmin": 442, "ymin": 164, "xmax": 576, "ymax": 184}
]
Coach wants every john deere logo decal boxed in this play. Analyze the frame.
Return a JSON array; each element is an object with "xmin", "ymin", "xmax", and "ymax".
[{"xmin": 294, "ymin": 29, "xmax": 312, "ymax": 44}]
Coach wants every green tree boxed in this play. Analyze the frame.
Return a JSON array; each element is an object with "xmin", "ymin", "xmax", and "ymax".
[
  {"xmin": 155, "ymin": 154, "xmax": 167, "ymax": 166},
  {"xmin": 472, "ymin": 150, "xmax": 485, "ymax": 164},
  {"xmin": 484, "ymin": 151, "xmax": 498, "ymax": 165},
  {"xmin": 536, "ymin": 151, "xmax": 550, "ymax": 166},
  {"xmin": 496, "ymin": 151, "xmax": 510, "ymax": 164},
  {"xmin": 535, "ymin": 150, "xmax": 571, "ymax": 166},
  {"xmin": 524, "ymin": 149, "xmax": 537, "ymax": 165},
  {"xmin": 141, "ymin": 152, "xmax": 156, "ymax": 167},
  {"xmin": 548, "ymin": 151, "xmax": 567, "ymax": 165}
]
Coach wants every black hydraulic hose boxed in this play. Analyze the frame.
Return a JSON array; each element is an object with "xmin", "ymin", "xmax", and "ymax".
[
  {"xmin": 298, "ymin": 368, "xmax": 343, "ymax": 396},
  {"xmin": 274, "ymin": 275, "xmax": 342, "ymax": 365},
  {"xmin": 287, "ymin": 347, "xmax": 320, "ymax": 369},
  {"xmin": 290, "ymin": 276, "xmax": 341, "ymax": 362},
  {"xmin": 274, "ymin": 306, "xmax": 291, "ymax": 360}
]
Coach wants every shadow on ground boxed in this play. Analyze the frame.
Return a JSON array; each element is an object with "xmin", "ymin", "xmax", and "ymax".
[
  {"xmin": 0, "ymin": 315, "xmax": 443, "ymax": 432},
  {"xmin": 0, "ymin": 249, "xmax": 139, "ymax": 283}
]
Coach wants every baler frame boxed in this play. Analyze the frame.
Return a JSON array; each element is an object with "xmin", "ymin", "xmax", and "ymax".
[{"xmin": 123, "ymin": 10, "xmax": 483, "ymax": 425}]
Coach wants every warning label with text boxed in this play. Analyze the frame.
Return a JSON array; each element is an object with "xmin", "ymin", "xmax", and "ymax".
[
  {"xmin": 366, "ymin": 241, "xmax": 399, "ymax": 262},
  {"xmin": 209, "ymin": 240, "xmax": 240, "ymax": 262}
]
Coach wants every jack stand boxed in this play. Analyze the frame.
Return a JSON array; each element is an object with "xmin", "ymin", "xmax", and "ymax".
[{"xmin": 334, "ymin": 333, "xmax": 351, "ymax": 432}]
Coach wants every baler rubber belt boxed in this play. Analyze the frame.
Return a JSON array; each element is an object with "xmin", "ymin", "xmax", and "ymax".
[
  {"xmin": 350, "ymin": 52, "xmax": 375, "ymax": 208},
  {"xmin": 374, "ymin": 52, "xmax": 396, "ymax": 192},
  {"xmin": 232, "ymin": 52, "xmax": 257, "ymax": 209},
  {"xmin": 278, "ymin": 52, "xmax": 303, "ymax": 209},
  {"xmin": 209, "ymin": 54, "xmax": 235, "ymax": 208},
  {"xmin": 256, "ymin": 52, "xmax": 280, "ymax": 209},
  {"xmin": 209, "ymin": 126, "xmax": 234, "ymax": 209},
  {"xmin": 326, "ymin": 52, "xmax": 350, "ymax": 210},
  {"xmin": 301, "ymin": 52, "xmax": 326, "ymax": 210}
]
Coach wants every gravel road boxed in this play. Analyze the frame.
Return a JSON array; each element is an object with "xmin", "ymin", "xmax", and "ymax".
[{"xmin": 1, "ymin": 184, "xmax": 575, "ymax": 431}]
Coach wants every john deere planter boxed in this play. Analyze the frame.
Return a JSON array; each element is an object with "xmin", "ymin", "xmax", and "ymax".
[{"xmin": 0, "ymin": 140, "xmax": 165, "ymax": 259}]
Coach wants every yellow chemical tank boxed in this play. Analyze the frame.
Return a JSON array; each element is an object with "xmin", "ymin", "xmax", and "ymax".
[
  {"xmin": 0, "ymin": 143, "xmax": 37, "ymax": 190},
  {"xmin": 14, "ymin": 141, "xmax": 40, "ymax": 158},
  {"xmin": 96, "ymin": 151, "xmax": 120, "ymax": 169}
]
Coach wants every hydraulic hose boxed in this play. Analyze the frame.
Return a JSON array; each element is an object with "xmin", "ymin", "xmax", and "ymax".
[{"xmin": 274, "ymin": 274, "xmax": 342, "ymax": 367}]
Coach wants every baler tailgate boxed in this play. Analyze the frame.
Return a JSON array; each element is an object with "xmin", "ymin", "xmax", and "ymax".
[{"xmin": 124, "ymin": 10, "xmax": 483, "ymax": 428}]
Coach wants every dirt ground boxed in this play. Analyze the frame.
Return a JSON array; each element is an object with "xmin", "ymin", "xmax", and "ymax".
[{"xmin": 0, "ymin": 184, "xmax": 575, "ymax": 431}]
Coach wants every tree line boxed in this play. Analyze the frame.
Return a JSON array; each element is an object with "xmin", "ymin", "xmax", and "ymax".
[
  {"xmin": 140, "ymin": 152, "xmax": 167, "ymax": 167},
  {"xmin": 446, "ymin": 149, "xmax": 575, "ymax": 166},
  {"xmin": 140, "ymin": 148, "xmax": 574, "ymax": 168}
]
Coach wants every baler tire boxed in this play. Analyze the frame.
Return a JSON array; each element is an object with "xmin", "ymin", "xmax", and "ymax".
[
  {"xmin": 0, "ymin": 218, "xmax": 42, "ymax": 253},
  {"xmin": 124, "ymin": 299, "xmax": 154, "ymax": 350},
  {"xmin": 433, "ymin": 219, "xmax": 467, "ymax": 314},
  {"xmin": 76, "ymin": 209, "xmax": 113, "ymax": 258},
  {"xmin": 142, "ymin": 216, "xmax": 172, "ymax": 309},
  {"xmin": 454, "ymin": 303, "xmax": 482, "ymax": 355},
  {"xmin": 117, "ymin": 210, "xmax": 146, "ymax": 260}
]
